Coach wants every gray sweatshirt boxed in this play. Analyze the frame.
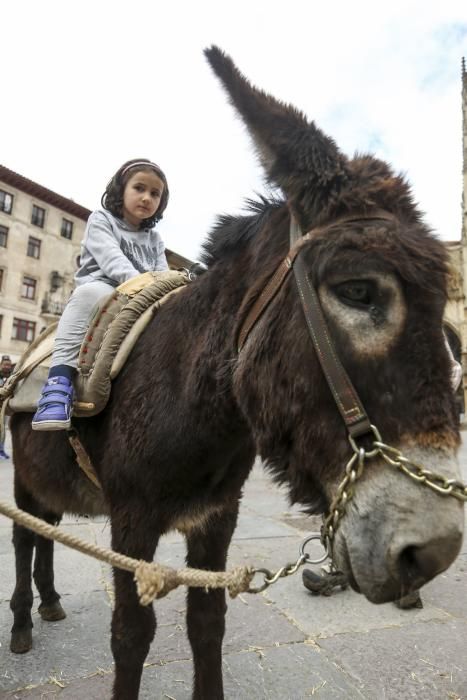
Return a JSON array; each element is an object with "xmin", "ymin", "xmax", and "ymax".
[{"xmin": 75, "ymin": 208, "xmax": 168, "ymax": 287}]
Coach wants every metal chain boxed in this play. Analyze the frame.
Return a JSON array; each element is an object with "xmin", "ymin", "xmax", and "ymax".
[
  {"xmin": 374, "ymin": 442, "xmax": 467, "ymax": 502},
  {"xmin": 248, "ymin": 425, "xmax": 467, "ymax": 594},
  {"xmin": 248, "ymin": 534, "xmax": 329, "ymax": 593},
  {"xmin": 321, "ymin": 447, "xmax": 365, "ymax": 552},
  {"xmin": 248, "ymin": 556, "xmax": 308, "ymax": 593},
  {"xmin": 321, "ymin": 425, "xmax": 467, "ymax": 554}
]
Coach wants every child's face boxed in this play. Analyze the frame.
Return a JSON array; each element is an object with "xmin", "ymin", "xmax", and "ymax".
[{"xmin": 122, "ymin": 170, "xmax": 165, "ymax": 227}]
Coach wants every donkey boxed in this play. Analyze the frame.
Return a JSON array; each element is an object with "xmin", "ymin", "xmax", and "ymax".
[{"xmin": 7, "ymin": 46, "xmax": 464, "ymax": 699}]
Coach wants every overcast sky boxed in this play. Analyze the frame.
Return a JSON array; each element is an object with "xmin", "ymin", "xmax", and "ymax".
[{"xmin": 3, "ymin": 1, "xmax": 466, "ymax": 260}]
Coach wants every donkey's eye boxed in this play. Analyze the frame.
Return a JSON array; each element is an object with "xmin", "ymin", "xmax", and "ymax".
[{"xmin": 334, "ymin": 281, "xmax": 374, "ymax": 308}]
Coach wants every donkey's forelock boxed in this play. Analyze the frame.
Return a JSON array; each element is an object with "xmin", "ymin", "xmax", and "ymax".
[
  {"xmin": 307, "ymin": 221, "xmax": 450, "ymax": 296},
  {"xmin": 342, "ymin": 155, "xmax": 422, "ymax": 221}
]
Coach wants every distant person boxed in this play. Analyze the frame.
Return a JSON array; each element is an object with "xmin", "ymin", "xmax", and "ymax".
[
  {"xmin": 32, "ymin": 158, "xmax": 170, "ymax": 431},
  {"xmin": 0, "ymin": 355, "xmax": 13, "ymax": 458},
  {"xmin": 444, "ymin": 334, "xmax": 463, "ymax": 395}
]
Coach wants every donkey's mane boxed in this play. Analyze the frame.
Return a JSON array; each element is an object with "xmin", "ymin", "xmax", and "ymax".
[{"xmin": 201, "ymin": 195, "xmax": 284, "ymax": 266}]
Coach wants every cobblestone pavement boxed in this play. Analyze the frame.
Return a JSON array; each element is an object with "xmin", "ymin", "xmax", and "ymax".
[{"xmin": 0, "ymin": 430, "xmax": 466, "ymax": 699}]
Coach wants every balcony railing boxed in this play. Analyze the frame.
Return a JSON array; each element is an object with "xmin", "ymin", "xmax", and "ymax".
[{"xmin": 41, "ymin": 293, "xmax": 67, "ymax": 317}]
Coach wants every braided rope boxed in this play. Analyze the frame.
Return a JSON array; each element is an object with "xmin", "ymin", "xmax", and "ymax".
[{"xmin": 0, "ymin": 500, "xmax": 255, "ymax": 604}]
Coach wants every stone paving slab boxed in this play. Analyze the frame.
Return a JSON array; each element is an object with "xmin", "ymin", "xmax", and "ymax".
[
  {"xmin": 420, "ymin": 552, "xmax": 467, "ymax": 619},
  {"xmin": 0, "ymin": 591, "xmax": 114, "ymax": 693},
  {"xmin": 4, "ymin": 643, "xmax": 368, "ymax": 700},
  {"xmin": 227, "ymin": 537, "xmax": 455, "ymax": 636},
  {"xmin": 0, "ymin": 434, "xmax": 465, "ymax": 699},
  {"xmin": 318, "ymin": 617, "xmax": 467, "ymax": 700},
  {"xmin": 0, "ymin": 572, "xmax": 309, "ymax": 694}
]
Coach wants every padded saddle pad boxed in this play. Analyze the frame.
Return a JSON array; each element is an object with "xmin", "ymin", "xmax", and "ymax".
[{"xmin": 7, "ymin": 270, "xmax": 188, "ymax": 417}]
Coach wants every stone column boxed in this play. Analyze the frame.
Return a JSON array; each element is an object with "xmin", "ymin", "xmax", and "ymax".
[{"xmin": 461, "ymin": 58, "xmax": 467, "ymax": 419}]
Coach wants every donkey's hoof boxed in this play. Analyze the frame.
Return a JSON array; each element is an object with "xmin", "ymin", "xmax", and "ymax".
[
  {"xmin": 38, "ymin": 601, "xmax": 67, "ymax": 621},
  {"xmin": 10, "ymin": 628, "xmax": 33, "ymax": 654}
]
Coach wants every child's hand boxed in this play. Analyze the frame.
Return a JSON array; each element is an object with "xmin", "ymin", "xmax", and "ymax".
[{"xmin": 117, "ymin": 271, "xmax": 159, "ymax": 296}]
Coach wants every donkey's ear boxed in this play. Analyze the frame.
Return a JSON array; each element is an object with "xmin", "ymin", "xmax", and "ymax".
[{"xmin": 205, "ymin": 46, "xmax": 350, "ymax": 225}]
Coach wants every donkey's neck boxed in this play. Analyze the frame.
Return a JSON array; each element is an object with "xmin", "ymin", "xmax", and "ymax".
[{"xmin": 128, "ymin": 202, "xmax": 292, "ymax": 447}]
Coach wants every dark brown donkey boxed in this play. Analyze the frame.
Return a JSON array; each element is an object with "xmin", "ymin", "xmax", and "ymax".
[{"xmin": 8, "ymin": 46, "xmax": 464, "ymax": 699}]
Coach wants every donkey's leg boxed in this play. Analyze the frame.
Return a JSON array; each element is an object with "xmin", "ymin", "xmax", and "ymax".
[
  {"xmin": 185, "ymin": 505, "xmax": 240, "ymax": 700},
  {"xmin": 110, "ymin": 508, "xmax": 160, "ymax": 700},
  {"xmin": 10, "ymin": 479, "xmax": 38, "ymax": 653},
  {"xmin": 33, "ymin": 512, "xmax": 67, "ymax": 622}
]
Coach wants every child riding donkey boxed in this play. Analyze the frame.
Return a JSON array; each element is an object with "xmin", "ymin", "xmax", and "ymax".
[{"xmin": 32, "ymin": 158, "xmax": 169, "ymax": 431}]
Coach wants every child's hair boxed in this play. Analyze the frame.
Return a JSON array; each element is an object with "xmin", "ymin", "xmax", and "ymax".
[{"xmin": 101, "ymin": 158, "xmax": 170, "ymax": 228}]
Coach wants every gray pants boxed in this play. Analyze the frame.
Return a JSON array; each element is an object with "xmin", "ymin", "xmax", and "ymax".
[{"xmin": 51, "ymin": 280, "xmax": 115, "ymax": 369}]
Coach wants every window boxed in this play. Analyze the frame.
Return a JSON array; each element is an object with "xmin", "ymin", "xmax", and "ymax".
[
  {"xmin": 0, "ymin": 225, "xmax": 7, "ymax": 247},
  {"xmin": 31, "ymin": 204, "xmax": 45, "ymax": 228},
  {"xmin": 0, "ymin": 190, "xmax": 13, "ymax": 214},
  {"xmin": 12, "ymin": 318, "xmax": 36, "ymax": 342},
  {"xmin": 61, "ymin": 218, "xmax": 73, "ymax": 240},
  {"xmin": 0, "ymin": 269, "xmax": 3, "ymax": 292},
  {"xmin": 21, "ymin": 275, "xmax": 37, "ymax": 300},
  {"xmin": 27, "ymin": 236, "xmax": 41, "ymax": 259}
]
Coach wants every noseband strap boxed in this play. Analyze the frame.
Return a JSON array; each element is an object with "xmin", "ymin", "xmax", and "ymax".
[{"xmin": 238, "ymin": 211, "xmax": 396, "ymax": 439}]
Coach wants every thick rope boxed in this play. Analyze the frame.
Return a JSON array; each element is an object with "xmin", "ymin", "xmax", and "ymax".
[{"xmin": 0, "ymin": 500, "xmax": 255, "ymax": 604}]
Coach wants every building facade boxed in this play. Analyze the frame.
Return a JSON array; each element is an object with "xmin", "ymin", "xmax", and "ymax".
[
  {"xmin": 444, "ymin": 59, "xmax": 467, "ymax": 417},
  {"xmin": 0, "ymin": 166, "xmax": 88, "ymax": 364},
  {"xmin": 0, "ymin": 165, "xmax": 193, "ymax": 364}
]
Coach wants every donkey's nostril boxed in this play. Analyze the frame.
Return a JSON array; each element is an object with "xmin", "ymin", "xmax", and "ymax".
[
  {"xmin": 398, "ymin": 535, "xmax": 462, "ymax": 589},
  {"xmin": 399, "ymin": 545, "xmax": 437, "ymax": 586}
]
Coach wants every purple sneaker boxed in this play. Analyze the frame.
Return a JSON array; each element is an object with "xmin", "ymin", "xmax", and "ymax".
[{"xmin": 31, "ymin": 376, "xmax": 74, "ymax": 431}]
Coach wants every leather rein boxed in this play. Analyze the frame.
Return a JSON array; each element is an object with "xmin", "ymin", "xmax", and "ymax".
[{"xmin": 237, "ymin": 211, "xmax": 397, "ymax": 440}]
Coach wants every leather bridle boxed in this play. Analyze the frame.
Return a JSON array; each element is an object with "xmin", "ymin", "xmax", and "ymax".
[
  {"xmin": 237, "ymin": 210, "xmax": 467, "ymax": 558},
  {"xmin": 237, "ymin": 210, "xmax": 397, "ymax": 440}
]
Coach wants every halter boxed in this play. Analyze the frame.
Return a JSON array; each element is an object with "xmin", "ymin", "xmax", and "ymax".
[{"xmin": 237, "ymin": 210, "xmax": 467, "ymax": 564}]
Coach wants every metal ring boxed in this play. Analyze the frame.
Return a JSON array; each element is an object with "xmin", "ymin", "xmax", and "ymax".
[
  {"xmin": 348, "ymin": 424, "xmax": 382, "ymax": 458},
  {"xmin": 247, "ymin": 567, "xmax": 273, "ymax": 594},
  {"xmin": 299, "ymin": 534, "xmax": 329, "ymax": 565}
]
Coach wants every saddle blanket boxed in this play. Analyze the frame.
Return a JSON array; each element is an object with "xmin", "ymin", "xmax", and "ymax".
[{"xmin": 6, "ymin": 270, "xmax": 188, "ymax": 418}]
